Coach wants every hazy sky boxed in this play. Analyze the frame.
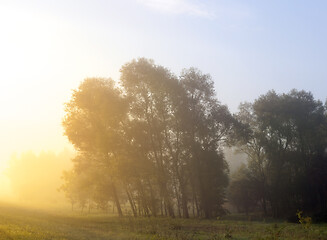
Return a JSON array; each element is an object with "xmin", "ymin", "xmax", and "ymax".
[{"xmin": 1, "ymin": 0, "xmax": 327, "ymax": 174}]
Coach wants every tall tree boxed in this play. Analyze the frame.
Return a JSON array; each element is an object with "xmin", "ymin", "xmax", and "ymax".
[
  {"xmin": 120, "ymin": 58, "xmax": 181, "ymax": 217},
  {"xmin": 233, "ymin": 102, "xmax": 269, "ymax": 215},
  {"xmin": 63, "ymin": 78, "xmax": 128, "ymax": 216},
  {"xmin": 180, "ymin": 68, "xmax": 232, "ymax": 218},
  {"xmin": 232, "ymin": 90, "xmax": 327, "ymax": 218}
]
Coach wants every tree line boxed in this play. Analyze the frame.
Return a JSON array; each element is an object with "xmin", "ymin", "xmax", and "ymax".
[
  {"xmin": 229, "ymin": 90, "xmax": 327, "ymax": 220},
  {"xmin": 61, "ymin": 58, "xmax": 327, "ymax": 219}
]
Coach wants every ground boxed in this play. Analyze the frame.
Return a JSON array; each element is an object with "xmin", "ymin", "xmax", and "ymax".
[{"xmin": 0, "ymin": 204, "xmax": 326, "ymax": 240}]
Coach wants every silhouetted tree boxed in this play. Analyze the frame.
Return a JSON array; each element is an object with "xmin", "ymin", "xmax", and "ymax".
[
  {"xmin": 180, "ymin": 68, "xmax": 232, "ymax": 218},
  {"xmin": 232, "ymin": 90, "xmax": 327, "ymax": 218}
]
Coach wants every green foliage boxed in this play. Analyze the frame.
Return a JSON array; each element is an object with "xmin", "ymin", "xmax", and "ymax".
[{"xmin": 296, "ymin": 210, "xmax": 312, "ymax": 229}]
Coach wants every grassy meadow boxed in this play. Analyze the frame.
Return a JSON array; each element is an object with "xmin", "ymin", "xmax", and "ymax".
[{"xmin": 0, "ymin": 203, "xmax": 326, "ymax": 240}]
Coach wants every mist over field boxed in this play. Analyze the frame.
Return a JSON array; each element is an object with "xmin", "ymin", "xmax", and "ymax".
[
  {"xmin": 0, "ymin": 147, "xmax": 243, "ymax": 208},
  {"xmin": 0, "ymin": 150, "xmax": 73, "ymax": 208}
]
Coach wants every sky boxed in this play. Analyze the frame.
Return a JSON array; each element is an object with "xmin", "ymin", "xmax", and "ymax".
[{"xmin": 0, "ymin": 0, "xmax": 327, "ymax": 186}]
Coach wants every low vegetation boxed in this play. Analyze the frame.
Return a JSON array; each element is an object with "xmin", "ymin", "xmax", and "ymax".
[{"xmin": 0, "ymin": 204, "xmax": 326, "ymax": 240}]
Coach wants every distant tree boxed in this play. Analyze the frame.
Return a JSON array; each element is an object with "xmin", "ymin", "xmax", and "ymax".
[
  {"xmin": 229, "ymin": 164, "xmax": 258, "ymax": 215},
  {"xmin": 60, "ymin": 169, "xmax": 93, "ymax": 212},
  {"xmin": 7, "ymin": 150, "xmax": 72, "ymax": 206},
  {"xmin": 223, "ymin": 147, "xmax": 247, "ymax": 174}
]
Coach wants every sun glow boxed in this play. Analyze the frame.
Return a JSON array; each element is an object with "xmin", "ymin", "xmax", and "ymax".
[
  {"xmin": 0, "ymin": 1, "xmax": 125, "ymax": 203},
  {"xmin": 0, "ymin": 4, "xmax": 76, "ymax": 200}
]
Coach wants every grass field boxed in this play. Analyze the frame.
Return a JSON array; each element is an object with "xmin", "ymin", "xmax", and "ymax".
[{"xmin": 0, "ymin": 204, "xmax": 326, "ymax": 240}]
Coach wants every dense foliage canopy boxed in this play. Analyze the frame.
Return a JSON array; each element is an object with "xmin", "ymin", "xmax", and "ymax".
[
  {"xmin": 62, "ymin": 59, "xmax": 233, "ymax": 218},
  {"xmin": 230, "ymin": 90, "xmax": 327, "ymax": 220}
]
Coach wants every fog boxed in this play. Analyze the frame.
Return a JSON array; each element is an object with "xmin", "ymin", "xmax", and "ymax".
[{"xmin": 0, "ymin": 149, "xmax": 74, "ymax": 209}]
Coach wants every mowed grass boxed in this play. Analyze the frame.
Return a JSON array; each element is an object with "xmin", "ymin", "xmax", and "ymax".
[{"xmin": 0, "ymin": 204, "xmax": 326, "ymax": 240}]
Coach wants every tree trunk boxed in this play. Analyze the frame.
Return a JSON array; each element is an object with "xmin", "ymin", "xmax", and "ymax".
[
  {"xmin": 112, "ymin": 183, "xmax": 123, "ymax": 217},
  {"xmin": 126, "ymin": 187, "xmax": 137, "ymax": 217},
  {"xmin": 160, "ymin": 199, "xmax": 164, "ymax": 216},
  {"xmin": 180, "ymin": 182, "xmax": 189, "ymax": 218},
  {"xmin": 163, "ymin": 189, "xmax": 175, "ymax": 218},
  {"xmin": 174, "ymin": 183, "xmax": 182, "ymax": 218},
  {"xmin": 262, "ymin": 195, "xmax": 267, "ymax": 216},
  {"xmin": 147, "ymin": 179, "xmax": 157, "ymax": 217}
]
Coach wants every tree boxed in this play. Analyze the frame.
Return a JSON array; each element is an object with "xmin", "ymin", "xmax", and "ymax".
[
  {"xmin": 62, "ymin": 78, "xmax": 128, "ymax": 216},
  {"xmin": 232, "ymin": 89, "xmax": 327, "ymax": 218},
  {"xmin": 120, "ymin": 59, "xmax": 178, "ymax": 217},
  {"xmin": 233, "ymin": 102, "xmax": 269, "ymax": 215},
  {"xmin": 180, "ymin": 68, "xmax": 232, "ymax": 218}
]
